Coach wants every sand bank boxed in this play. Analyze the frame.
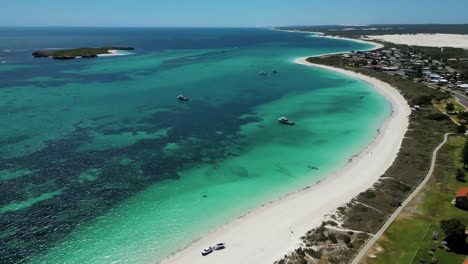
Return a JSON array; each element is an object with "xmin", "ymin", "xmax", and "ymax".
[
  {"xmin": 363, "ymin": 34, "xmax": 468, "ymax": 49},
  {"xmin": 161, "ymin": 53, "xmax": 410, "ymax": 263},
  {"xmin": 97, "ymin": 49, "xmax": 128, "ymax": 57}
]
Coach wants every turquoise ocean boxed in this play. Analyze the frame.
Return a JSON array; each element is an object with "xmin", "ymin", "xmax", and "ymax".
[{"xmin": 0, "ymin": 28, "xmax": 390, "ymax": 263}]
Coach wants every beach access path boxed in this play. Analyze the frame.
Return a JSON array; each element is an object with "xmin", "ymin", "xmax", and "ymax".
[{"xmin": 351, "ymin": 132, "xmax": 452, "ymax": 264}]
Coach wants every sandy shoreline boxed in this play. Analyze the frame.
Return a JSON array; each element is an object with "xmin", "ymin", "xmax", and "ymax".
[
  {"xmin": 161, "ymin": 43, "xmax": 410, "ymax": 263},
  {"xmin": 271, "ymin": 28, "xmax": 384, "ymax": 50},
  {"xmin": 314, "ymin": 32, "xmax": 384, "ymax": 50},
  {"xmin": 96, "ymin": 49, "xmax": 128, "ymax": 57}
]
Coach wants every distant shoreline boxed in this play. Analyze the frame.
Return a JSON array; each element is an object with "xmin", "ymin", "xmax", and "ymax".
[
  {"xmin": 161, "ymin": 31, "xmax": 409, "ymax": 264},
  {"xmin": 271, "ymin": 27, "xmax": 384, "ymax": 50}
]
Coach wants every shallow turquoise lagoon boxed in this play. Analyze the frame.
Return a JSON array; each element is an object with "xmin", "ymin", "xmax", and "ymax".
[{"xmin": 0, "ymin": 28, "xmax": 390, "ymax": 263}]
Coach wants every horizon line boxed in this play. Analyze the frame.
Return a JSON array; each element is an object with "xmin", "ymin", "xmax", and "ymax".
[{"xmin": 1, "ymin": 23, "xmax": 468, "ymax": 29}]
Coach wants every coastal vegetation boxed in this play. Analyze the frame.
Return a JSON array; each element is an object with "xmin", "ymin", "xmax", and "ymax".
[
  {"xmin": 275, "ymin": 52, "xmax": 461, "ymax": 263},
  {"xmin": 32, "ymin": 47, "xmax": 134, "ymax": 59},
  {"xmin": 362, "ymin": 135, "xmax": 468, "ymax": 264}
]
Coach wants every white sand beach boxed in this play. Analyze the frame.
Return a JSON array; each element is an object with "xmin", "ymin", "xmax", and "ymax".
[
  {"xmin": 161, "ymin": 56, "xmax": 410, "ymax": 263},
  {"xmin": 363, "ymin": 34, "xmax": 468, "ymax": 49},
  {"xmin": 97, "ymin": 49, "xmax": 127, "ymax": 57},
  {"xmin": 318, "ymin": 33, "xmax": 384, "ymax": 50}
]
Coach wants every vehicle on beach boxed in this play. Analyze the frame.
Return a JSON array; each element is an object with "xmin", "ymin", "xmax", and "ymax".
[
  {"xmin": 213, "ymin": 243, "xmax": 226, "ymax": 250},
  {"xmin": 278, "ymin": 117, "xmax": 295, "ymax": 126},
  {"xmin": 201, "ymin": 247, "xmax": 213, "ymax": 256},
  {"xmin": 177, "ymin": 95, "xmax": 189, "ymax": 101}
]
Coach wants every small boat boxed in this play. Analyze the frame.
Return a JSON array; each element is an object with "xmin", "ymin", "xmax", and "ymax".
[
  {"xmin": 259, "ymin": 71, "xmax": 268, "ymax": 76},
  {"xmin": 177, "ymin": 95, "xmax": 189, "ymax": 101},
  {"xmin": 278, "ymin": 117, "xmax": 295, "ymax": 126},
  {"xmin": 272, "ymin": 69, "xmax": 278, "ymax": 74}
]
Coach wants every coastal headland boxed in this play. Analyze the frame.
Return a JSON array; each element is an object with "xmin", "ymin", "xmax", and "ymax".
[
  {"xmin": 161, "ymin": 38, "xmax": 411, "ymax": 264},
  {"xmin": 32, "ymin": 47, "xmax": 134, "ymax": 60}
]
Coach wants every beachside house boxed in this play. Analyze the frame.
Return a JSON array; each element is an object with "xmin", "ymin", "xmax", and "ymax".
[{"xmin": 455, "ymin": 188, "xmax": 468, "ymax": 210}]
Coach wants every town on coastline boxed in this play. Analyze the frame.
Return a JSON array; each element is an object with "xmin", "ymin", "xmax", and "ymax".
[
  {"xmin": 343, "ymin": 47, "xmax": 468, "ymax": 96},
  {"xmin": 275, "ymin": 25, "xmax": 468, "ymax": 264}
]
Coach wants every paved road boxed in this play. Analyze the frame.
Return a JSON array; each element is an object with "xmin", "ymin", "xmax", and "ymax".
[
  {"xmin": 351, "ymin": 133, "xmax": 452, "ymax": 264},
  {"xmin": 453, "ymin": 93, "xmax": 468, "ymax": 109}
]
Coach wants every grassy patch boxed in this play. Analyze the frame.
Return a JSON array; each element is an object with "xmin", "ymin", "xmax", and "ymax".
[
  {"xmin": 364, "ymin": 136, "xmax": 468, "ymax": 264},
  {"xmin": 433, "ymin": 98, "xmax": 466, "ymax": 124}
]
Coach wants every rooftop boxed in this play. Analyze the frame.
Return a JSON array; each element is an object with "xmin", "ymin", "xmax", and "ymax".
[{"xmin": 456, "ymin": 187, "xmax": 468, "ymax": 198}]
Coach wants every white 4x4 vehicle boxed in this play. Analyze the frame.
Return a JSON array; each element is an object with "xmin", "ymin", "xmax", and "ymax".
[
  {"xmin": 213, "ymin": 243, "xmax": 225, "ymax": 250},
  {"xmin": 201, "ymin": 247, "xmax": 213, "ymax": 256}
]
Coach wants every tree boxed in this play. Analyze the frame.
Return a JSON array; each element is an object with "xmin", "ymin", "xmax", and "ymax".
[
  {"xmin": 458, "ymin": 111, "xmax": 468, "ymax": 121},
  {"xmin": 463, "ymin": 140, "xmax": 468, "ymax": 167},
  {"xmin": 456, "ymin": 168, "xmax": 466, "ymax": 182},
  {"xmin": 416, "ymin": 65, "xmax": 423, "ymax": 77},
  {"xmin": 412, "ymin": 95, "xmax": 432, "ymax": 106},
  {"xmin": 457, "ymin": 125, "xmax": 466, "ymax": 134},
  {"xmin": 446, "ymin": 102, "xmax": 455, "ymax": 113},
  {"xmin": 440, "ymin": 219, "xmax": 466, "ymax": 247}
]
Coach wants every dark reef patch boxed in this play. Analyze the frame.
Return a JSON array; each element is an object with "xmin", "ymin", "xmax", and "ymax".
[{"xmin": 0, "ymin": 95, "xmax": 271, "ymax": 263}]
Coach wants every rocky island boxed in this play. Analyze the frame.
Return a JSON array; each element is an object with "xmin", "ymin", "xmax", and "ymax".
[{"xmin": 32, "ymin": 47, "xmax": 134, "ymax": 60}]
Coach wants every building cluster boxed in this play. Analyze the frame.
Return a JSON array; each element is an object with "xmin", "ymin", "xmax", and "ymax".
[{"xmin": 343, "ymin": 48, "xmax": 468, "ymax": 92}]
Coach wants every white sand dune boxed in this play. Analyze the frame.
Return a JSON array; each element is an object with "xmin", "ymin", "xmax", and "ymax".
[
  {"xmin": 364, "ymin": 34, "xmax": 468, "ymax": 49},
  {"xmin": 161, "ymin": 44, "xmax": 410, "ymax": 264}
]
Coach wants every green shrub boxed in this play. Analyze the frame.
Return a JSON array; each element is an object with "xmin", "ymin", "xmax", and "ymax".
[
  {"xmin": 412, "ymin": 95, "xmax": 432, "ymax": 105},
  {"xmin": 295, "ymin": 248, "xmax": 305, "ymax": 257},
  {"xmin": 341, "ymin": 234, "xmax": 352, "ymax": 244},
  {"xmin": 426, "ymin": 113, "xmax": 449, "ymax": 121},
  {"xmin": 362, "ymin": 190, "xmax": 377, "ymax": 199},
  {"xmin": 304, "ymin": 248, "xmax": 322, "ymax": 259}
]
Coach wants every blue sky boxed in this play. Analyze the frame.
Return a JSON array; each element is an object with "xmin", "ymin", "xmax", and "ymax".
[{"xmin": 2, "ymin": 0, "xmax": 468, "ymax": 27}]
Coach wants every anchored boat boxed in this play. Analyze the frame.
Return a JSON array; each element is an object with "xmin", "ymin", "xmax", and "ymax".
[
  {"xmin": 177, "ymin": 95, "xmax": 189, "ymax": 101},
  {"xmin": 278, "ymin": 117, "xmax": 295, "ymax": 126}
]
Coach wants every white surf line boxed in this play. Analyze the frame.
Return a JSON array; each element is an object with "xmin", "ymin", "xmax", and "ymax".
[{"xmin": 351, "ymin": 133, "xmax": 452, "ymax": 264}]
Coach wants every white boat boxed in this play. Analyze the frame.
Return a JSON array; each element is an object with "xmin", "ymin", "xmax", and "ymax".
[
  {"xmin": 278, "ymin": 117, "xmax": 295, "ymax": 126},
  {"xmin": 177, "ymin": 95, "xmax": 189, "ymax": 101}
]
